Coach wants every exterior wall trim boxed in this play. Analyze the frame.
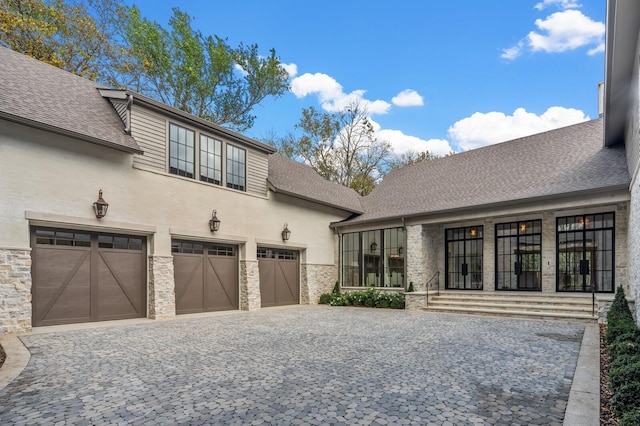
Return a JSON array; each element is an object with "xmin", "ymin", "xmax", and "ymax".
[
  {"xmin": 255, "ymin": 238, "xmax": 308, "ymax": 250},
  {"xmin": 169, "ymin": 228, "xmax": 248, "ymax": 244},
  {"xmin": 25, "ymin": 211, "xmax": 157, "ymax": 234}
]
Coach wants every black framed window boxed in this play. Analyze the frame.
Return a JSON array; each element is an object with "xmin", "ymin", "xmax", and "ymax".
[
  {"xmin": 445, "ymin": 226, "xmax": 483, "ymax": 290},
  {"xmin": 496, "ymin": 220, "xmax": 541, "ymax": 291},
  {"xmin": 169, "ymin": 123, "xmax": 195, "ymax": 178},
  {"xmin": 200, "ymin": 134, "xmax": 222, "ymax": 185},
  {"xmin": 226, "ymin": 144, "xmax": 246, "ymax": 191},
  {"xmin": 557, "ymin": 213, "xmax": 614, "ymax": 293},
  {"xmin": 341, "ymin": 228, "xmax": 404, "ymax": 288}
]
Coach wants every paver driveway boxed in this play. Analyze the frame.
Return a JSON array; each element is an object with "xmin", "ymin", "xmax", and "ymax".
[{"xmin": 0, "ymin": 306, "xmax": 584, "ymax": 426}]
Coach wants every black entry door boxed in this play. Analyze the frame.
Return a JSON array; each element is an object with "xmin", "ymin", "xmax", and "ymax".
[
  {"xmin": 557, "ymin": 213, "xmax": 614, "ymax": 293},
  {"xmin": 445, "ymin": 226, "xmax": 483, "ymax": 290},
  {"xmin": 496, "ymin": 220, "xmax": 542, "ymax": 291}
]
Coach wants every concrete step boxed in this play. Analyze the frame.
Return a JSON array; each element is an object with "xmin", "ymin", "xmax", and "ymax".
[
  {"xmin": 430, "ymin": 300, "xmax": 595, "ymax": 313},
  {"xmin": 424, "ymin": 291, "xmax": 598, "ymax": 321},
  {"xmin": 424, "ymin": 305, "xmax": 597, "ymax": 321}
]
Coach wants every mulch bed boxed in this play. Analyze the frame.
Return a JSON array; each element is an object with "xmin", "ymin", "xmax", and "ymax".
[{"xmin": 601, "ymin": 323, "xmax": 618, "ymax": 425}]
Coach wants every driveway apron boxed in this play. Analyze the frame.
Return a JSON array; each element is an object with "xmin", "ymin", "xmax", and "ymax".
[{"xmin": 0, "ymin": 306, "xmax": 584, "ymax": 425}]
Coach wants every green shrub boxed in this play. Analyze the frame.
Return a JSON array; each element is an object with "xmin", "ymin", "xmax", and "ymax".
[
  {"xmin": 611, "ymin": 352, "xmax": 640, "ymax": 372},
  {"xmin": 375, "ymin": 297, "xmax": 390, "ymax": 309},
  {"xmin": 330, "ymin": 294, "xmax": 349, "ymax": 306},
  {"xmin": 613, "ymin": 381, "xmax": 640, "ymax": 419},
  {"xmin": 620, "ymin": 408, "xmax": 640, "ymax": 426},
  {"xmin": 319, "ymin": 293, "xmax": 333, "ymax": 304},
  {"xmin": 389, "ymin": 292, "xmax": 405, "ymax": 309},
  {"xmin": 332, "ymin": 281, "xmax": 341, "ymax": 295},
  {"xmin": 407, "ymin": 282, "xmax": 415, "ymax": 292},
  {"xmin": 610, "ymin": 361, "xmax": 640, "ymax": 391}
]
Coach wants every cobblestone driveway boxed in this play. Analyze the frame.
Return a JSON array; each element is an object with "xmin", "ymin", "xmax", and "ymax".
[{"xmin": 0, "ymin": 306, "xmax": 584, "ymax": 426}]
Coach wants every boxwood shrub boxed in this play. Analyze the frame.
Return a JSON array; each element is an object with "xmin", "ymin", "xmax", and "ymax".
[
  {"xmin": 607, "ymin": 286, "xmax": 640, "ymax": 420},
  {"xmin": 318, "ymin": 287, "xmax": 405, "ymax": 309}
]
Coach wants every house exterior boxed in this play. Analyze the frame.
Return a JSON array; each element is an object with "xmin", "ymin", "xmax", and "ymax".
[
  {"xmin": 0, "ymin": 46, "xmax": 362, "ymax": 333},
  {"xmin": 604, "ymin": 0, "xmax": 640, "ymax": 322},
  {"xmin": 1, "ymin": 0, "xmax": 640, "ymax": 333}
]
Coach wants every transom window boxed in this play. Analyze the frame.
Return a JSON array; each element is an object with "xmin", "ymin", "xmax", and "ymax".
[
  {"xmin": 226, "ymin": 144, "xmax": 246, "ymax": 191},
  {"xmin": 169, "ymin": 123, "xmax": 195, "ymax": 178},
  {"xmin": 200, "ymin": 134, "xmax": 222, "ymax": 185},
  {"xmin": 341, "ymin": 228, "xmax": 404, "ymax": 288}
]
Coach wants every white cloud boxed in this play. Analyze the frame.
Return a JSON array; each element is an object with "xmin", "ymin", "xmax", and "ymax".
[
  {"xmin": 534, "ymin": 0, "xmax": 581, "ymax": 11},
  {"xmin": 366, "ymin": 119, "xmax": 452, "ymax": 155},
  {"xmin": 501, "ymin": 41, "xmax": 525, "ymax": 60},
  {"xmin": 527, "ymin": 10, "xmax": 604, "ymax": 53},
  {"xmin": 448, "ymin": 106, "xmax": 589, "ymax": 151},
  {"xmin": 391, "ymin": 89, "xmax": 424, "ymax": 107},
  {"xmin": 290, "ymin": 72, "xmax": 391, "ymax": 115},
  {"xmin": 281, "ymin": 62, "xmax": 298, "ymax": 78}
]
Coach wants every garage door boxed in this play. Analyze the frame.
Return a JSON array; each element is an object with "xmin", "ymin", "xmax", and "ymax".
[
  {"xmin": 173, "ymin": 240, "xmax": 238, "ymax": 314},
  {"xmin": 258, "ymin": 248, "xmax": 299, "ymax": 307},
  {"xmin": 31, "ymin": 228, "xmax": 147, "ymax": 327}
]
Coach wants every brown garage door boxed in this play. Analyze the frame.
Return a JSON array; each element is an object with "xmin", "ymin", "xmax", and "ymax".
[
  {"xmin": 258, "ymin": 248, "xmax": 299, "ymax": 307},
  {"xmin": 173, "ymin": 240, "xmax": 238, "ymax": 314},
  {"xmin": 31, "ymin": 228, "xmax": 147, "ymax": 327}
]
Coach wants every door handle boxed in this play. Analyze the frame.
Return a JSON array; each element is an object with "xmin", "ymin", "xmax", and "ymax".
[
  {"xmin": 579, "ymin": 260, "xmax": 590, "ymax": 275},
  {"xmin": 514, "ymin": 262, "xmax": 522, "ymax": 276}
]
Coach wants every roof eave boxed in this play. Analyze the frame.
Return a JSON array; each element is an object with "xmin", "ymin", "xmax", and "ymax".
[
  {"xmin": 0, "ymin": 111, "xmax": 143, "ymax": 155},
  {"xmin": 330, "ymin": 184, "xmax": 630, "ymax": 229},
  {"xmin": 603, "ymin": 0, "xmax": 640, "ymax": 147},
  {"xmin": 123, "ymin": 91, "xmax": 276, "ymax": 155},
  {"xmin": 268, "ymin": 180, "xmax": 364, "ymax": 214}
]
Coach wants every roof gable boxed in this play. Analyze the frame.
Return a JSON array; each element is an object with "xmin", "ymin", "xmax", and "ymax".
[{"xmin": 0, "ymin": 47, "xmax": 142, "ymax": 153}]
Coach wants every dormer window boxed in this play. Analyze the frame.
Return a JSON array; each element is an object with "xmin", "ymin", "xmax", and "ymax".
[{"xmin": 169, "ymin": 123, "xmax": 195, "ymax": 178}]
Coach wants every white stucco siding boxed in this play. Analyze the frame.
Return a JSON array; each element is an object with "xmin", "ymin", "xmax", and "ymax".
[
  {"xmin": 0, "ymin": 120, "xmax": 346, "ymax": 266},
  {"xmin": 628, "ymin": 33, "xmax": 640, "ymax": 318}
]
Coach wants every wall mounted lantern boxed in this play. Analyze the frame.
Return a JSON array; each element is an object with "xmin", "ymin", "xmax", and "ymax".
[
  {"xmin": 519, "ymin": 222, "xmax": 527, "ymax": 233},
  {"xmin": 370, "ymin": 241, "xmax": 378, "ymax": 251},
  {"xmin": 469, "ymin": 228, "xmax": 477, "ymax": 238},
  {"xmin": 93, "ymin": 189, "xmax": 109, "ymax": 219},
  {"xmin": 398, "ymin": 245, "xmax": 404, "ymax": 256},
  {"xmin": 281, "ymin": 223, "xmax": 291, "ymax": 241},
  {"xmin": 209, "ymin": 210, "xmax": 221, "ymax": 232}
]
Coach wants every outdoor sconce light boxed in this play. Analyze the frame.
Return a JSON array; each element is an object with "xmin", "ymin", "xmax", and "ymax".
[
  {"xmin": 209, "ymin": 210, "xmax": 221, "ymax": 232},
  {"xmin": 370, "ymin": 241, "xmax": 378, "ymax": 251},
  {"xmin": 281, "ymin": 223, "xmax": 291, "ymax": 241},
  {"xmin": 398, "ymin": 246, "xmax": 404, "ymax": 256},
  {"xmin": 93, "ymin": 189, "xmax": 109, "ymax": 219},
  {"xmin": 519, "ymin": 222, "xmax": 527, "ymax": 233},
  {"xmin": 469, "ymin": 228, "xmax": 477, "ymax": 238}
]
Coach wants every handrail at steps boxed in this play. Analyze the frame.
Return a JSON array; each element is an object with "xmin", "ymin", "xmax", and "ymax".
[{"xmin": 424, "ymin": 271, "xmax": 440, "ymax": 308}]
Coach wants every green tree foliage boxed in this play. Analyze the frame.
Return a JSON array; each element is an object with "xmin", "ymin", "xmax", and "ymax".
[
  {"xmin": 0, "ymin": 0, "xmax": 127, "ymax": 81},
  {"xmin": 122, "ymin": 6, "xmax": 289, "ymax": 132},
  {"xmin": 269, "ymin": 102, "xmax": 392, "ymax": 196}
]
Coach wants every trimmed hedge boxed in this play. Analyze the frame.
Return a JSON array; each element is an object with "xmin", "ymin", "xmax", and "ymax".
[
  {"xmin": 607, "ymin": 287, "xmax": 640, "ymax": 420},
  {"xmin": 318, "ymin": 287, "xmax": 405, "ymax": 309}
]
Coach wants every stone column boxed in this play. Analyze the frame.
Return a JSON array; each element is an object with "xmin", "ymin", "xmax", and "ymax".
[
  {"xmin": 0, "ymin": 248, "xmax": 32, "ymax": 334},
  {"xmin": 406, "ymin": 224, "xmax": 426, "ymax": 291},
  {"xmin": 616, "ymin": 202, "xmax": 629, "ymax": 294},
  {"xmin": 240, "ymin": 260, "xmax": 261, "ymax": 310},
  {"xmin": 541, "ymin": 211, "xmax": 556, "ymax": 293},
  {"xmin": 303, "ymin": 264, "xmax": 336, "ymax": 304},
  {"xmin": 148, "ymin": 255, "xmax": 175, "ymax": 320}
]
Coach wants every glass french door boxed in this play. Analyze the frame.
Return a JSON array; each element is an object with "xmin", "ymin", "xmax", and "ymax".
[
  {"xmin": 557, "ymin": 213, "xmax": 614, "ymax": 293},
  {"xmin": 495, "ymin": 220, "xmax": 542, "ymax": 291},
  {"xmin": 446, "ymin": 226, "xmax": 483, "ymax": 290}
]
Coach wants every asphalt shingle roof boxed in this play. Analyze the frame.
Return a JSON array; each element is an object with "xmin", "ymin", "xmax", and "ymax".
[
  {"xmin": 268, "ymin": 154, "xmax": 363, "ymax": 214},
  {"xmin": 0, "ymin": 47, "xmax": 141, "ymax": 153},
  {"xmin": 349, "ymin": 118, "xmax": 629, "ymax": 224}
]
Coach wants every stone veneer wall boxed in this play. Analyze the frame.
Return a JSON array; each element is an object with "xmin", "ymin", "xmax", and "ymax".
[
  {"xmin": 630, "ymin": 176, "xmax": 640, "ymax": 322},
  {"xmin": 240, "ymin": 260, "xmax": 261, "ymax": 310},
  {"xmin": 148, "ymin": 255, "xmax": 176, "ymax": 320},
  {"xmin": 0, "ymin": 248, "xmax": 32, "ymax": 333},
  {"xmin": 302, "ymin": 264, "xmax": 336, "ymax": 304},
  {"xmin": 615, "ymin": 203, "xmax": 629, "ymax": 295},
  {"xmin": 405, "ymin": 225, "xmax": 426, "ymax": 291}
]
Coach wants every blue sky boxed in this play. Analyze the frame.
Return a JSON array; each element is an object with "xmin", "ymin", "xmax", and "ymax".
[{"xmin": 127, "ymin": 0, "xmax": 606, "ymax": 155}]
